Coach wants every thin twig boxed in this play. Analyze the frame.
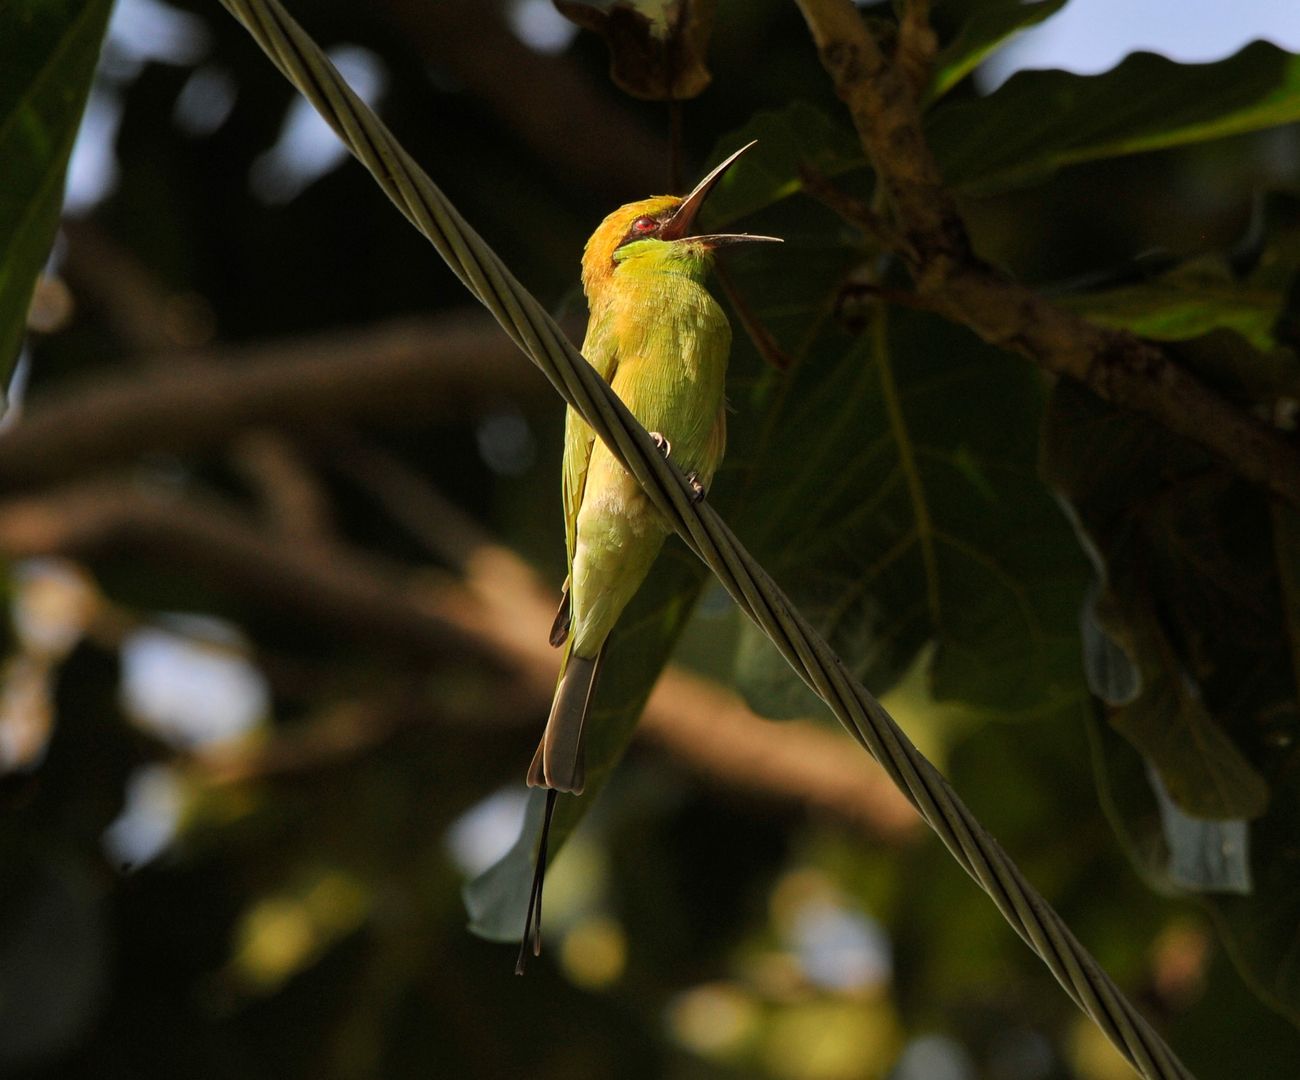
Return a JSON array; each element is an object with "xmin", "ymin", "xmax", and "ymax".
[
  {"xmin": 714, "ymin": 263, "xmax": 793, "ymax": 371},
  {"xmin": 799, "ymin": 163, "xmax": 913, "ymax": 257}
]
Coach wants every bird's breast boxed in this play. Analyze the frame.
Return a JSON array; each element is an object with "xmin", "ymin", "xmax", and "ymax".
[{"xmin": 602, "ymin": 273, "xmax": 730, "ymax": 475}]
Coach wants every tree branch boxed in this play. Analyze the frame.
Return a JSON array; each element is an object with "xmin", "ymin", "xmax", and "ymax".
[
  {"xmin": 794, "ymin": 0, "xmax": 1300, "ymax": 509},
  {"xmin": 0, "ymin": 476, "xmax": 918, "ymax": 843},
  {"xmin": 1, "ymin": 311, "xmax": 556, "ymax": 489},
  {"xmin": 0, "ymin": 482, "xmax": 498, "ymax": 669}
]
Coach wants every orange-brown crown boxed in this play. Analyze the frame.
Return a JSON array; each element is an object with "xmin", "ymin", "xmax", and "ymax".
[{"xmin": 580, "ymin": 194, "xmax": 681, "ymax": 301}]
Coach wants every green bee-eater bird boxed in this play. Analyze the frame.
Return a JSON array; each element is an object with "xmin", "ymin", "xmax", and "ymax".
[{"xmin": 517, "ymin": 141, "xmax": 781, "ymax": 970}]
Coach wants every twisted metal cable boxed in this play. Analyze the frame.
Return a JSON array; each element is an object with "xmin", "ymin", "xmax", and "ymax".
[{"xmin": 215, "ymin": 3, "xmax": 1195, "ymax": 1076}]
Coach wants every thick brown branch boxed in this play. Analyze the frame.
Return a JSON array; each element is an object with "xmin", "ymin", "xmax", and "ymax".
[
  {"xmin": 795, "ymin": 0, "xmax": 1300, "ymax": 509},
  {"xmin": 0, "ymin": 483, "xmax": 495, "ymax": 669},
  {"xmin": 0, "ymin": 477, "xmax": 919, "ymax": 842},
  {"xmin": 1, "ymin": 312, "xmax": 556, "ymax": 489}
]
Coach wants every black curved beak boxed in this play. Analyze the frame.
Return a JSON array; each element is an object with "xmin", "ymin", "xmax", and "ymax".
[{"xmin": 659, "ymin": 140, "xmax": 783, "ymax": 249}]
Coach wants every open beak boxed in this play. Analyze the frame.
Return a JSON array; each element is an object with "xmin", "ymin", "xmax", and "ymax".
[{"xmin": 659, "ymin": 140, "xmax": 783, "ymax": 249}]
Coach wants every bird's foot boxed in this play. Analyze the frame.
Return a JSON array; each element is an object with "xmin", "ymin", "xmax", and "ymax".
[
  {"xmin": 685, "ymin": 471, "xmax": 706, "ymax": 503},
  {"xmin": 649, "ymin": 432, "xmax": 672, "ymax": 459}
]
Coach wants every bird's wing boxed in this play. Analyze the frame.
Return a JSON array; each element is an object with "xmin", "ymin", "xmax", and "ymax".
[{"xmin": 562, "ymin": 311, "xmax": 620, "ymax": 570}]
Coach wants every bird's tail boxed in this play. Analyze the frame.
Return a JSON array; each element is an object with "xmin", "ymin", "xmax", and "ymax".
[
  {"xmin": 515, "ymin": 786, "xmax": 558, "ymax": 975},
  {"xmin": 526, "ymin": 645, "xmax": 604, "ymax": 796},
  {"xmin": 516, "ymin": 644, "xmax": 604, "ymax": 973}
]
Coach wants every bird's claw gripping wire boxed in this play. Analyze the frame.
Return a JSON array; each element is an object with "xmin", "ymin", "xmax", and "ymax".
[{"xmin": 650, "ymin": 433, "xmax": 703, "ymax": 500}]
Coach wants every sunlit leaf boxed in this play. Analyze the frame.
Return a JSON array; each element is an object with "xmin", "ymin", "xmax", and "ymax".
[
  {"xmin": 931, "ymin": 41, "xmax": 1300, "ymax": 195},
  {"xmin": 1062, "ymin": 258, "xmax": 1285, "ymax": 354},
  {"xmin": 925, "ymin": 0, "xmax": 1068, "ymax": 104},
  {"xmin": 0, "ymin": 0, "xmax": 113, "ymax": 391}
]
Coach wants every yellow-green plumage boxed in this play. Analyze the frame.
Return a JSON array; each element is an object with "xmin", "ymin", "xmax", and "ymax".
[
  {"xmin": 569, "ymin": 243, "xmax": 731, "ymax": 653},
  {"xmin": 517, "ymin": 143, "xmax": 780, "ymax": 973},
  {"xmin": 529, "ymin": 199, "xmax": 731, "ymax": 795},
  {"xmin": 525, "ymin": 143, "xmax": 780, "ymax": 800}
]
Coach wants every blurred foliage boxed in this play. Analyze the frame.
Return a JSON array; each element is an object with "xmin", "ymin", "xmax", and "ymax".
[
  {"xmin": 3, "ymin": 0, "xmax": 1300, "ymax": 1078},
  {"xmin": 0, "ymin": 0, "xmax": 113, "ymax": 389}
]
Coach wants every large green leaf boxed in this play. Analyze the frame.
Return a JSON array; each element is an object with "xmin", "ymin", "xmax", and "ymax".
[
  {"xmin": 1063, "ymin": 194, "xmax": 1300, "ymax": 373},
  {"xmin": 0, "ymin": 0, "xmax": 113, "ymax": 393},
  {"xmin": 1044, "ymin": 382, "xmax": 1284, "ymax": 822},
  {"xmin": 703, "ymin": 123, "xmax": 1090, "ymax": 720},
  {"xmin": 1062, "ymin": 258, "xmax": 1288, "ymax": 355},
  {"xmin": 731, "ymin": 309, "xmax": 1089, "ymax": 720},
  {"xmin": 925, "ymin": 0, "xmax": 1068, "ymax": 105},
  {"xmin": 930, "ymin": 41, "xmax": 1300, "ymax": 195}
]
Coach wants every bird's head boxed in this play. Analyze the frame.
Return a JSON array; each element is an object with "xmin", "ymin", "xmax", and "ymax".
[{"xmin": 581, "ymin": 141, "xmax": 781, "ymax": 300}]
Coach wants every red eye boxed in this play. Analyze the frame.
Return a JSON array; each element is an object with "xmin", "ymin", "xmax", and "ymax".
[{"xmin": 632, "ymin": 216, "xmax": 657, "ymax": 233}]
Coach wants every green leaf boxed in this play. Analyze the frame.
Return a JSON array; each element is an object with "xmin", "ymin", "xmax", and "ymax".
[
  {"xmin": 1044, "ymin": 382, "xmax": 1283, "ymax": 822},
  {"xmin": 926, "ymin": 0, "xmax": 1068, "ymax": 105},
  {"xmin": 1090, "ymin": 714, "xmax": 1300, "ymax": 1024},
  {"xmin": 1062, "ymin": 258, "xmax": 1286, "ymax": 354},
  {"xmin": 1109, "ymin": 603, "xmax": 1269, "ymax": 820},
  {"xmin": 0, "ymin": 0, "xmax": 113, "ymax": 393},
  {"xmin": 720, "ymin": 299, "xmax": 1090, "ymax": 720},
  {"xmin": 1062, "ymin": 198, "xmax": 1300, "ymax": 369},
  {"xmin": 930, "ymin": 41, "xmax": 1300, "ymax": 195}
]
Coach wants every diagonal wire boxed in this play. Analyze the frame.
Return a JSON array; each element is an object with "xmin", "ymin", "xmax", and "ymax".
[{"xmin": 214, "ymin": 2, "xmax": 1196, "ymax": 1077}]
